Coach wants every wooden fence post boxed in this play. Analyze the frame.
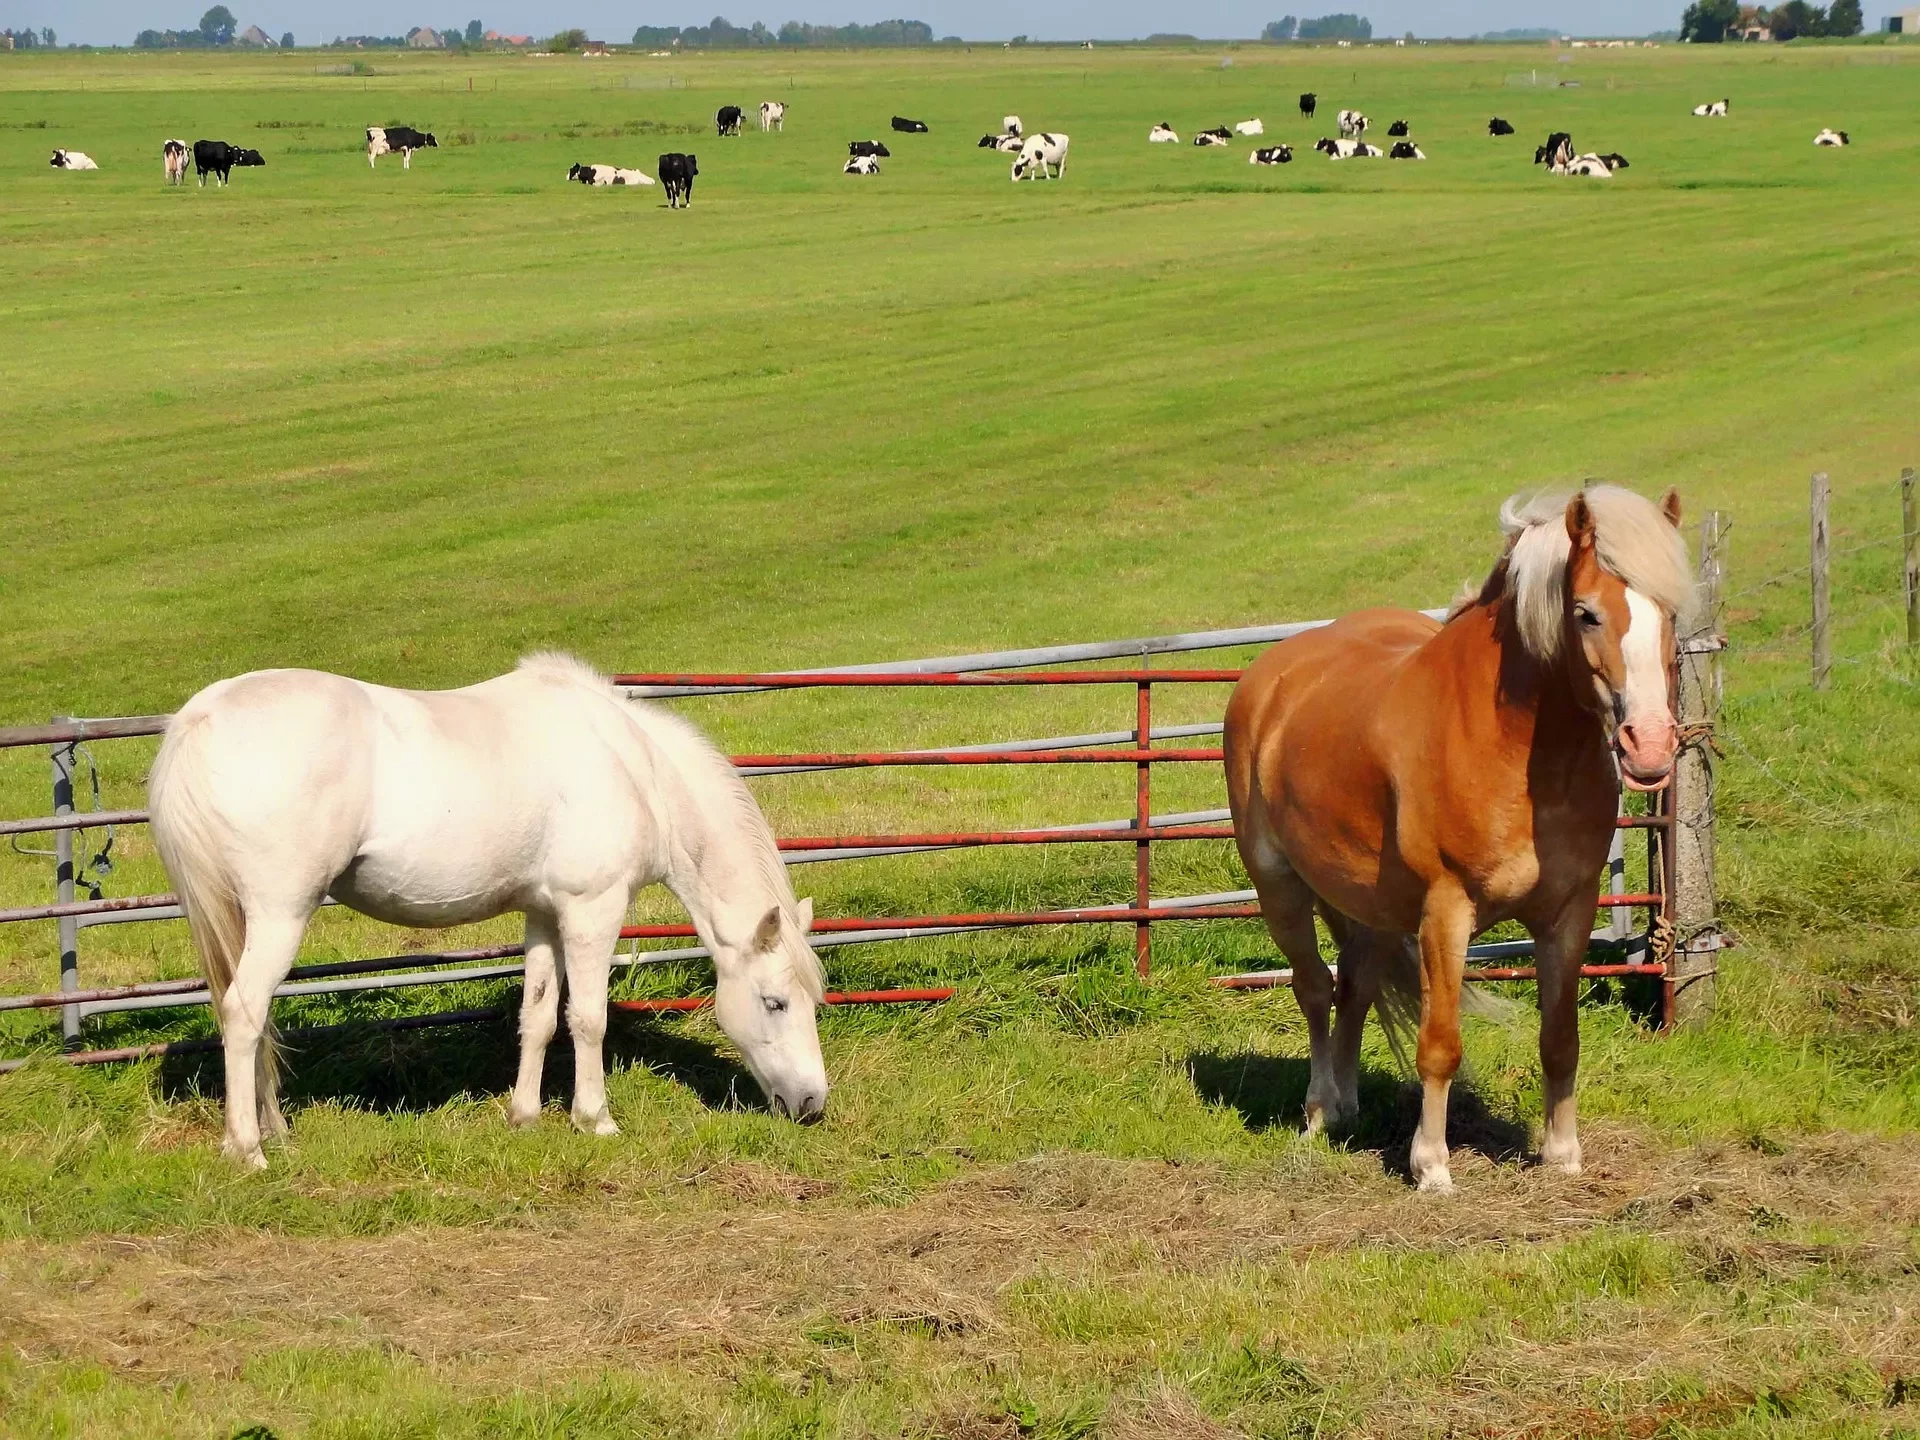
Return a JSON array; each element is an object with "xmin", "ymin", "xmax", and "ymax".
[
  {"xmin": 1903, "ymin": 467, "xmax": 1917, "ymax": 651},
  {"xmin": 1669, "ymin": 512, "xmax": 1724, "ymax": 1030},
  {"xmin": 1810, "ymin": 472, "xmax": 1831, "ymax": 690}
]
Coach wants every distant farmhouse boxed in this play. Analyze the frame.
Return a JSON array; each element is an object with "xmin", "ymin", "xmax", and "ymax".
[
  {"xmin": 235, "ymin": 23, "xmax": 275, "ymax": 45},
  {"xmin": 407, "ymin": 25, "xmax": 443, "ymax": 47},
  {"xmin": 1885, "ymin": 4, "xmax": 1920, "ymax": 29}
]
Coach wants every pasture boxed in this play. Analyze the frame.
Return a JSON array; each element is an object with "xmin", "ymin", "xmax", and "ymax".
[{"xmin": 2, "ymin": 38, "xmax": 1919, "ymax": 1437}]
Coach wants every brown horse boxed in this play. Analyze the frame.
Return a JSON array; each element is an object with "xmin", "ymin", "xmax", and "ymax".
[{"xmin": 1223, "ymin": 487, "xmax": 1690, "ymax": 1192}]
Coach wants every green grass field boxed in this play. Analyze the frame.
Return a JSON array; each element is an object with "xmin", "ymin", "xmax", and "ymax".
[{"xmin": 2, "ymin": 40, "xmax": 1918, "ymax": 1438}]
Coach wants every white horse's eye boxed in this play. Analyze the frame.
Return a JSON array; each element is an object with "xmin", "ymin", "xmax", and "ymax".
[{"xmin": 763, "ymin": 994, "xmax": 788, "ymax": 1014}]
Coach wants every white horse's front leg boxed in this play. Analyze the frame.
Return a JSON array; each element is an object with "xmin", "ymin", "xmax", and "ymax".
[
  {"xmin": 218, "ymin": 913, "xmax": 306, "ymax": 1169},
  {"xmin": 509, "ymin": 911, "xmax": 562, "ymax": 1127},
  {"xmin": 558, "ymin": 889, "xmax": 629, "ymax": 1136}
]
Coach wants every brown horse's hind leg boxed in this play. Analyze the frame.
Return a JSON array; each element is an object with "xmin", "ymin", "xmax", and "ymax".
[
  {"xmin": 1410, "ymin": 889, "xmax": 1474, "ymax": 1194},
  {"xmin": 1325, "ymin": 916, "xmax": 1394, "ymax": 1126},
  {"xmin": 1249, "ymin": 865, "xmax": 1339, "ymax": 1136}
]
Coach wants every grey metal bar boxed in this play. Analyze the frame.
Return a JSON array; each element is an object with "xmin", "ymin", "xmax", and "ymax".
[
  {"xmin": 51, "ymin": 736, "xmax": 79, "ymax": 1046},
  {"xmin": 0, "ymin": 808, "xmax": 148, "ymax": 838},
  {"xmin": 0, "ymin": 715, "xmax": 168, "ymax": 751}
]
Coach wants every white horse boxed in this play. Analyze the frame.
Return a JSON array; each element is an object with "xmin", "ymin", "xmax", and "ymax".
[{"xmin": 149, "ymin": 653, "xmax": 829, "ymax": 1169}]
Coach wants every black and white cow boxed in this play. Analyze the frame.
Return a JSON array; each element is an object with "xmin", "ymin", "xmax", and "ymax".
[
  {"xmin": 843, "ymin": 153, "xmax": 880, "ymax": 174},
  {"xmin": 891, "ymin": 115, "xmax": 930, "ymax": 133},
  {"xmin": 658, "ymin": 151, "xmax": 697, "ymax": 207},
  {"xmin": 1534, "ymin": 132, "xmax": 1574, "ymax": 168},
  {"xmin": 1692, "ymin": 98, "xmax": 1730, "ymax": 118},
  {"xmin": 978, "ymin": 132, "xmax": 1024, "ymax": 151},
  {"xmin": 1592, "ymin": 151, "xmax": 1630, "ymax": 170},
  {"xmin": 367, "ymin": 126, "xmax": 437, "ymax": 169},
  {"xmin": 1315, "ymin": 137, "xmax": 1382, "ymax": 158},
  {"xmin": 49, "ymin": 149, "xmax": 99, "ymax": 170},
  {"xmin": 568, "ymin": 162, "xmax": 654, "ymax": 186},
  {"xmin": 1556, "ymin": 153, "xmax": 1615, "ymax": 177},
  {"xmin": 1814, "ymin": 128, "xmax": 1849, "ymax": 146},
  {"xmin": 1386, "ymin": 119, "xmax": 1410, "ymax": 136},
  {"xmin": 1336, "ymin": 109, "xmax": 1369, "ymax": 138},
  {"xmin": 1010, "ymin": 131, "xmax": 1068, "ymax": 181},
  {"xmin": 193, "ymin": 140, "xmax": 264, "ymax": 187},
  {"xmin": 848, "ymin": 140, "xmax": 892, "ymax": 159},
  {"xmin": 164, "ymin": 138, "xmax": 189, "ymax": 184},
  {"xmin": 1148, "ymin": 122, "xmax": 1179, "ymax": 143},
  {"xmin": 1249, "ymin": 144, "xmax": 1293, "ymax": 165},
  {"xmin": 1235, "ymin": 118, "xmax": 1264, "ymax": 136},
  {"xmin": 717, "ymin": 106, "xmax": 744, "ymax": 136},
  {"xmin": 1388, "ymin": 140, "xmax": 1425, "ymax": 159},
  {"xmin": 1488, "ymin": 117, "xmax": 1516, "ymax": 136},
  {"xmin": 1299, "ymin": 92, "xmax": 1317, "ymax": 119},
  {"xmin": 1194, "ymin": 126, "xmax": 1232, "ymax": 147},
  {"xmin": 1003, "ymin": 115, "xmax": 1022, "ymax": 135},
  {"xmin": 759, "ymin": 101, "xmax": 787, "ymax": 132}
]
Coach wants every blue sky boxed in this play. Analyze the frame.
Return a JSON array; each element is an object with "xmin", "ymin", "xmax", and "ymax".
[{"xmin": 17, "ymin": 1, "xmax": 1757, "ymax": 50}]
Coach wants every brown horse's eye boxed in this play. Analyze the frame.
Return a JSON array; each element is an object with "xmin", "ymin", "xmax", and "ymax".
[{"xmin": 1575, "ymin": 605, "xmax": 1602, "ymax": 629}]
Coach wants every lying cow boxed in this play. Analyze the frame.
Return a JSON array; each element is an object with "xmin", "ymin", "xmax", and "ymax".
[
  {"xmin": 1315, "ymin": 137, "xmax": 1382, "ymax": 158},
  {"xmin": 658, "ymin": 151, "xmax": 697, "ymax": 208},
  {"xmin": 759, "ymin": 101, "xmax": 786, "ymax": 132},
  {"xmin": 367, "ymin": 126, "xmax": 436, "ymax": 169},
  {"xmin": 1337, "ymin": 109, "xmax": 1369, "ymax": 138},
  {"xmin": 717, "ymin": 105, "xmax": 744, "ymax": 136},
  {"xmin": 891, "ymin": 115, "xmax": 929, "ymax": 133},
  {"xmin": 1814, "ymin": 128, "xmax": 1849, "ymax": 147},
  {"xmin": 568, "ymin": 163, "xmax": 654, "ymax": 186},
  {"xmin": 50, "ymin": 149, "xmax": 98, "ymax": 170},
  {"xmin": 193, "ymin": 139, "xmax": 264, "ymax": 186},
  {"xmin": 849, "ymin": 140, "xmax": 892, "ymax": 158},
  {"xmin": 1488, "ymin": 117, "xmax": 1516, "ymax": 136},
  {"xmin": 1591, "ymin": 151, "xmax": 1630, "ymax": 170},
  {"xmin": 1692, "ymin": 98, "xmax": 1729, "ymax": 118},
  {"xmin": 1003, "ymin": 115, "xmax": 1022, "ymax": 135},
  {"xmin": 1011, "ymin": 131, "xmax": 1068, "ymax": 181},
  {"xmin": 164, "ymin": 138, "xmax": 188, "ymax": 184},
  {"xmin": 1148, "ymin": 122, "xmax": 1179, "ymax": 143},
  {"xmin": 979, "ymin": 132, "xmax": 1025, "ymax": 152},
  {"xmin": 1194, "ymin": 127, "xmax": 1232, "ymax": 147},
  {"xmin": 1249, "ymin": 145, "xmax": 1293, "ymax": 165},
  {"xmin": 1387, "ymin": 119, "xmax": 1409, "ymax": 137},
  {"xmin": 1235, "ymin": 118, "xmax": 1264, "ymax": 136},
  {"xmin": 1555, "ymin": 153, "xmax": 1615, "ymax": 177},
  {"xmin": 843, "ymin": 154, "xmax": 880, "ymax": 175},
  {"xmin": 1299, "ymin": 92, "xmax": 1317, "ymax": 119},
  {"xmin": 1388, "ymin": 140, "xmax": 1425, "ymax": 160}
]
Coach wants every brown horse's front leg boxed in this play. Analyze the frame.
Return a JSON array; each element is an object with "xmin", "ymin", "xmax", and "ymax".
[
  {"xmin": 1532, "ymin": 901, "xmax": 1593, "ymax": 1175},
  {"xmin": 1410, "ymin": 889, "xmax": 1473, "ymax": 1193}
]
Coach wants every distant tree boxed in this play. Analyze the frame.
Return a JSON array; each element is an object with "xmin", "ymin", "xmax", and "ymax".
[
  {"xmin": 280, "ymin": 30, "xmax": 294, "ymax": 46},
  {"xmin": 41, "ymin": 25, "xmax": 54, "ymax": 44},
  {"xmin": 1263, "ymin": 16, "xmax": 1299, "ymax": 39},
  {"xmin": 1826, "ymin": 0, "xmax": 1862, "ymax": 31},
  {"xmin": 1767, "ymin": 0, "xmax": 1825, "ymax": 37},
  {"xmin": 1679, "ymin": 0, "xmax": 1738, "ymax": 39},
  {"xmin": 545, "ymin": 26, "xmax": 585, "ymax": 49},
  {"xmin": 465, "ymin": 18, "xmax": 482, "ymax": 42},
  {"xmin": 1296, "ymin": 12, "xmax": 1371, "ymax": 39},
  {"xmin": 199, "ymin": 4, "xmax": 235, "ymax": 43}
]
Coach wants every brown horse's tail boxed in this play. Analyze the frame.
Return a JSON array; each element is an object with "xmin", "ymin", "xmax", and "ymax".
[{"xmin": 1367, "ymin": 931, "xmax": 1423, "ymax": 1074}]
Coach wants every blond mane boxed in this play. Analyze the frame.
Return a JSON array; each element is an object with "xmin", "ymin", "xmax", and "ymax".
[{"xmin": 1460, "ymin": 487, "xmax": 1693, "ymax": 661}]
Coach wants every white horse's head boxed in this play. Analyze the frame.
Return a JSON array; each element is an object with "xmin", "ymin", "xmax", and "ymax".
[{"xmin": 710, "ymin": 895, "xmax": 828, "ymax": 1121}]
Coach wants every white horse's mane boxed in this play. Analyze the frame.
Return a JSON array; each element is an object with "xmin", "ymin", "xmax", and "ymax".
[
  {"xmin": 516, "ymin": 653, "xmax": 825, "ymax": 999},
  {"xmin": 1466, "ymin": 487, "xmax": 1692, "ymax": 661}
]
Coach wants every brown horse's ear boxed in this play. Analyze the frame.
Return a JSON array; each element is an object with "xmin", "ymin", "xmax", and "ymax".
[
  {"xmin": 1564, "ymin": 494, "xmax": 1595, "ymax": 549},
  {"xmin": 1659, "ymin": 487, "xmax": 1683, "ymax": 527}
]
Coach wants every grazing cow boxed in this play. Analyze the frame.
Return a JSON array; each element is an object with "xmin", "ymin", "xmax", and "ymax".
[
  {"xmin": 1534, "ymin": 132, "xmax": 1574, "ymax": 168},
  {"xmin": 1315, "ymin": 137, "xmax": 1381, "ymax": 158},
  {"xmin": 1010, "ymin": 131, "xmax": 1068, "ymax": 181},
  {"xmin": 843, "ymin": 154, "xmax": 880, "ymax": 175},
  {"xmin": 164, "ymin": 138, "xmax": 189, "ymax": 184},
  {"xmin": 1692, "ymin": 98, "xmax": 1729, "ymax": 117},
  {"xmin": 759, "ymin": 101, "xmax": 786, "ymax": 132},
  {"xmin": 848, "ymin": 140, "xmax": 892, "ymax": 158},
  {"xmin": 978, "ymin": 132, "xmax": 1024, "ymax": 151},
  {"xmin": 1194, "ymin": 127, "xmax": 1232, "ymax": 147},
  {"xmin": 1387, "ymin": 119, "xmax": 1410, "ymax": 136},
  {"xmin": 658, "ymin": 151, "xmax": 698, "ymax": 208},
  {"xmin": 1299, "ymin": 92, "xmax": 1317, "ymax": 119},
  {"xmin": 1148, "ymin": 122, "xmax": 1179, "ymax": 143},
  {"xmin": 1003, "ymin": 115, "xmax": 1022, "ymax": 135},
  {"xmin": 367, "ymin": 126, "xmax": 437, "ymax": 169},
  {"xmin": 1235, "ymin": 118, "xmax": 1265, "ymax": 136},
  {"xmin": 50, "ymin": 148, "xmax": 99, "ymax": 170},
  {"xmin": 1336, "ymin": 109, "xmax": 1369, "ymax": 138},
  {"xmin": 891, "ymin": 116, "xmax": 929, "ymax": 133},
  {"xmin": 1488, "ymin": 117, "xmax": 1516, "ymax": 136},
  {"xmin": 1814, "ymin": 128, "xmax": 1849, "ymax": 146},
  {"xmin": 1388, "ymin": 140, "xmax": 1425, "ymax": 159},
  {"xmin": 568, "ymin": 163, "xmax": 654, "ymax": 186},
  {"xmin": 1249, "ymin": 144, "xmax": 1293, "ymax": 165},
  {"xmin": 717, "ymin": 106, "xmax": 744, "ymax": 136},
  {"xmin": 193, "ymin": 140, "xmax": 264, "ymax": 186}
]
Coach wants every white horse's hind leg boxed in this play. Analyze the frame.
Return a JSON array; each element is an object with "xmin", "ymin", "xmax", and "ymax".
[
  {"xmin": 557, "ymin": 889, "xmax": 628, "ymax": 1136},
  {"xmin": 509, "ymin": 911, "xmax": 561, "ymax": 1128},
  {"xmin": 218, "ymin": 912, "xmax": 306, "ymax": 1168}
]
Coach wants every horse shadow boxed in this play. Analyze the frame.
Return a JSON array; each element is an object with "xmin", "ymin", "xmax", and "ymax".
[
  {"xmin": 1186, "ymin": 1050, "xmax": 1533, "ymax": 1182},
  {"xmin": 156, "ymin": 1011, "xmax": 762, "ymax": 1117}
]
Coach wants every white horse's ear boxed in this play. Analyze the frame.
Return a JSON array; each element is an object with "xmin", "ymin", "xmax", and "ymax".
[
  {"xmin": 796, "ymin": 897, "xmax": 814, "ymax": 932},
  {"xmin": 753, "ymin": 905, "xmax": 781, "ymax": 952}
]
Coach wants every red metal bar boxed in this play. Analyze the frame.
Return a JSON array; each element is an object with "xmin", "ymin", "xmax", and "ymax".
[
  {"xmin": 776, "ymin": 823, "xmax": 1235, "ymax": 852},
  {"xmin": 616, "ymin": 904, "xmax": 1265, "ymax": 942},
  {"xmin": 611, "ymin": 670, "xmax": 1242, "ymax": 688},
  {"xmin": 732, "ymin": 747, "xmax": 1222, "ymax": 769},
  {"xmin": 1135, "ymin": 679, "xmax": 1152, "ymax": 978},
  {"xmin": 1211, "ymin": 963, "xmax": 1666, "ymax": 991}
]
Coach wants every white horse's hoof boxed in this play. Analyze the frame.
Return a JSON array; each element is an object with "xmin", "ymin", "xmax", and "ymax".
[
  {"xmin": 574, "ymin": 1109, "xmax": 619, "ymax": 1137},
  {"xmin": 1415, "ymin": 1168, "xmax": 1455, "ymax": 1195},
  {"xmin": 508, "ymin": 1099, "xmax": 543, "ymax": 1129},
  {"xmin": 223, "ymin": 1140, "xmax": 268, "ymax": 1171}
]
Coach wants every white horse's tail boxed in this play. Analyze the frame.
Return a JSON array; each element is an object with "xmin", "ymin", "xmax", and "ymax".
[{"xmin": 148, "ymin": 713, "xmax": 247, "ymax": 1012}]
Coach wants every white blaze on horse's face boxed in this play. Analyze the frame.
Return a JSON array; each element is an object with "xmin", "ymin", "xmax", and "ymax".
[
  {"xmin": 1570, "ymin": 569, "xmax": 1677, "ymax": 789},
  {"xmin": 710, "ymin": 897, "xmax": 828, "ymax": 1121}
]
